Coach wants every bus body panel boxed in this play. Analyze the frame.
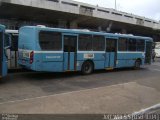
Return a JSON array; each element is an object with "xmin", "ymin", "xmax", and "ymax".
[
  {"xmin": 18, "ymin": 27, "xmax": 37, "ymax": 70},
  {"xmin": 41, "ymin": 52, "xmax": 63, "ymax": 72},
  {"xmin": 77, "ymin": 52, "xmax": 105, "ymax": 70},
  {"xmin": 40, "ymin": 62, "xmax": 63, "ymax": 72},
  {"xmin": 77, "ymin": 52, "xmax": 105, "ymax": 61},
  {"xmin": 116, "ymin": 52, "xmax": 145, "ymax": 67}
]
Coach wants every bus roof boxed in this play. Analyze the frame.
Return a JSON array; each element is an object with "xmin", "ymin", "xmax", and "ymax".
[{"xmin": 20, "ymin": 26, "xmax": 153, "ymax": 41}]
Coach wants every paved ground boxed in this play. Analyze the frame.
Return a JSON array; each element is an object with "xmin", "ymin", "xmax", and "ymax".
[{"xmin": 0, "ymin": 59, "xmax": 160, "ymax": 114}]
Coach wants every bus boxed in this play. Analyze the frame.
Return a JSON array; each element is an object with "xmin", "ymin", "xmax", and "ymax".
[
  {"xmin": 0, "ymin": 24, "xmax": 10, "ymax": 79},
  {"xmin": 18, "ymin": 26, "xmax": 153, "ymax": 74}
]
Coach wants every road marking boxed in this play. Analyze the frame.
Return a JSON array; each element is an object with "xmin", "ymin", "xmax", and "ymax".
[
  {"xmin": 149, "ymin": 68, "xmax": 160, "ymax": 72},
  {"xmin": 132, "ymin": 103, "xmax": 160, "ymax": 115},
  {"xmin": 152, "ymin": 64, "xmax": 160, "ymax": 67},
  {"xmin": 0, "ymin": 82, "xmax": 133, "ymax": 105}
]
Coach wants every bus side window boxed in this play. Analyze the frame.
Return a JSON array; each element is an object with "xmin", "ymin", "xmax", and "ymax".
[
  {"xmin": 106, "ymin": 38, "xmax": 117, "ymax": 52},
  {"xmin": 39, "ymin": 31, "xmax": 62, "ymax": 51},
  {"xmin": 137, "ymin": 39, "xmax": 145, "ymax": 51},
  {"xmin": 64, "ymin": 36, "xmax": 77, "ymax": 52},
  {"xmin": 78, "ymin": 34, "xmax": 92, "ymax": 51},
  {"xmin": 93, "ymin": 35, "xmax": 105, "ymax": 51},
  {"xmin": 128, "ymin": 38, "xmax": 136, "ymax": 51},
  {"xmin": 118, "ymin": 38, "xmax": 127, "ymax": 51}
]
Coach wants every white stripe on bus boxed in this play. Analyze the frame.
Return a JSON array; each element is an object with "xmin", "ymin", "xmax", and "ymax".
[
  {"xmin": 18, "ymin": 49, "xmax": 145, "ymax": 54},
  {"xmin": 117, "ymin": 51, "xmax": 145, "ymax": 54},
  {"xmin": 77, "ymin": 51, "xmax": 105, "ymax": 53},
  {"xmin": 18, "ymin": 49, "xmax": 63, "ymax": 53},
  {"xmin": 18, "ymin": 49, "xmax": 105, "ymax": 54}
]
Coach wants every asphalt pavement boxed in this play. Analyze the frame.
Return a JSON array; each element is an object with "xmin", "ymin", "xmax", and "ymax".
[{"xmin": 0, "ymin": 59, "xmax": 160, "ymax": 115}]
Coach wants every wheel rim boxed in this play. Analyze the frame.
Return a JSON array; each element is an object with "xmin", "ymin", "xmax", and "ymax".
[{"xmin": 84, "ymin": 63, "xmax": 91, "ymax": 72}]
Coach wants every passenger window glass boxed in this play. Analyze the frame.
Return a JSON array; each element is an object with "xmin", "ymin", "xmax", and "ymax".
[
  {"xmin": 128, "ymin": 39, "xmax": 136, "ymax": 51},
  {"xmin": 39, "ymin": 31, "xmax": 62, "ymax": 51},
  {"xmin": 93, "ymin": 35, "xmax": 105, "ymax": 51},
  {"xmin": 118, "ymin": 38, "xmax": 127, "ymax": 51},
  {"xmin": 78, "ymin": 34, "xmax": 92, "ymax": 51},
  {"xmin": 64, "ymin": 36, "xmax": 77, "ymax": 52},
  {"xmin": 106, "ymin": 38, "xmax": 117, "ymax": 52},
  {"xmin": 137, "ymin": 39, "xmax": 145, "ymax": 51}
]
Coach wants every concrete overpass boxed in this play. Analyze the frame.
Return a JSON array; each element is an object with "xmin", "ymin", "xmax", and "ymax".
[{"xmin": 0, "ymin": 0, "xmax": 160, "ymax": 40}]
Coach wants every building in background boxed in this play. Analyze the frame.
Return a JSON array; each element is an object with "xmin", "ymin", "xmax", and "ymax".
[{"xmin": 0, "ymin": 0, "xmax": 160, "ymax": 69}]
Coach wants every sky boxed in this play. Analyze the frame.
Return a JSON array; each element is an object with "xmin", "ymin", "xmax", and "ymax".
[{"xmin": 74, "ymin": 0, "xmax": 160, "ymax": 21}]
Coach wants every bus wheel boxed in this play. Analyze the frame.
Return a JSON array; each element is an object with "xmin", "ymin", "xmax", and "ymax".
[
  {"xmin": 81, "ymin": 61, "xmax": 94, "ymax": 75},
  {"xmin": 134, "ymin": 60, "xmax": 141, "ymax": 69}
]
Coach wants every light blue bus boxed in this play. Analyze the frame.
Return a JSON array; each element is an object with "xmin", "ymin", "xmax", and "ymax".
[
  {"xmin": 18, "ymin": 26, "xmax": 153, "ymax": 74},
  {"xmin": 0, "ymin": 24, "xmax": 10, "ymax": 79}
]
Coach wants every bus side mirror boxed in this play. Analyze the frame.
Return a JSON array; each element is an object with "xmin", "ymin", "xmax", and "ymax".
[{"xmin": 4, "ymin": 33, "xmax": 11, "ymax": 49}]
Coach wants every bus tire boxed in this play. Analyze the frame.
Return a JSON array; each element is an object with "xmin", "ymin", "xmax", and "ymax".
[
  {"xmin": 134, "ymin": 60, "xmax": 141, "ymax": 69},
  {"xmin": 81, "ymin": 61, "xmax": 94, "ymax": 75}
]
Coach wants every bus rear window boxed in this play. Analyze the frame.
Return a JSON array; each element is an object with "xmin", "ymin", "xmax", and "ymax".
[{"xmin": 39, "ymin": 31, "xmax": 62, "ymax": 51}]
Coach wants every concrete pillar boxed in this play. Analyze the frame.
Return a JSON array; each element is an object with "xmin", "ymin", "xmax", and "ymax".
[
  {"xmin": 70, "ymin": 21, "xmax": 78, "ymax": 29},
  {"xmin": 106, "ymin": 21, "xmax": 112, "ymax": 32}
]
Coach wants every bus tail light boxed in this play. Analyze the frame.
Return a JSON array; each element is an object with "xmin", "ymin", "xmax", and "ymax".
[{"xmin": 30, "ymin": 51, "xmax": 34, "ymax": 64}]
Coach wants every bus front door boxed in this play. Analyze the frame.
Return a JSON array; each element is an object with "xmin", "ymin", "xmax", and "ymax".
[
  {"xmin": 63, "ymin": 35, "xmax": 77, "ymax": 71},
  {"xmin": 0, "ymin": 31, "xmax": 3, "ymax": 77},
  {"xmin": 105, "ymin": 38, "xmax": 117, "ymax": 69}
]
